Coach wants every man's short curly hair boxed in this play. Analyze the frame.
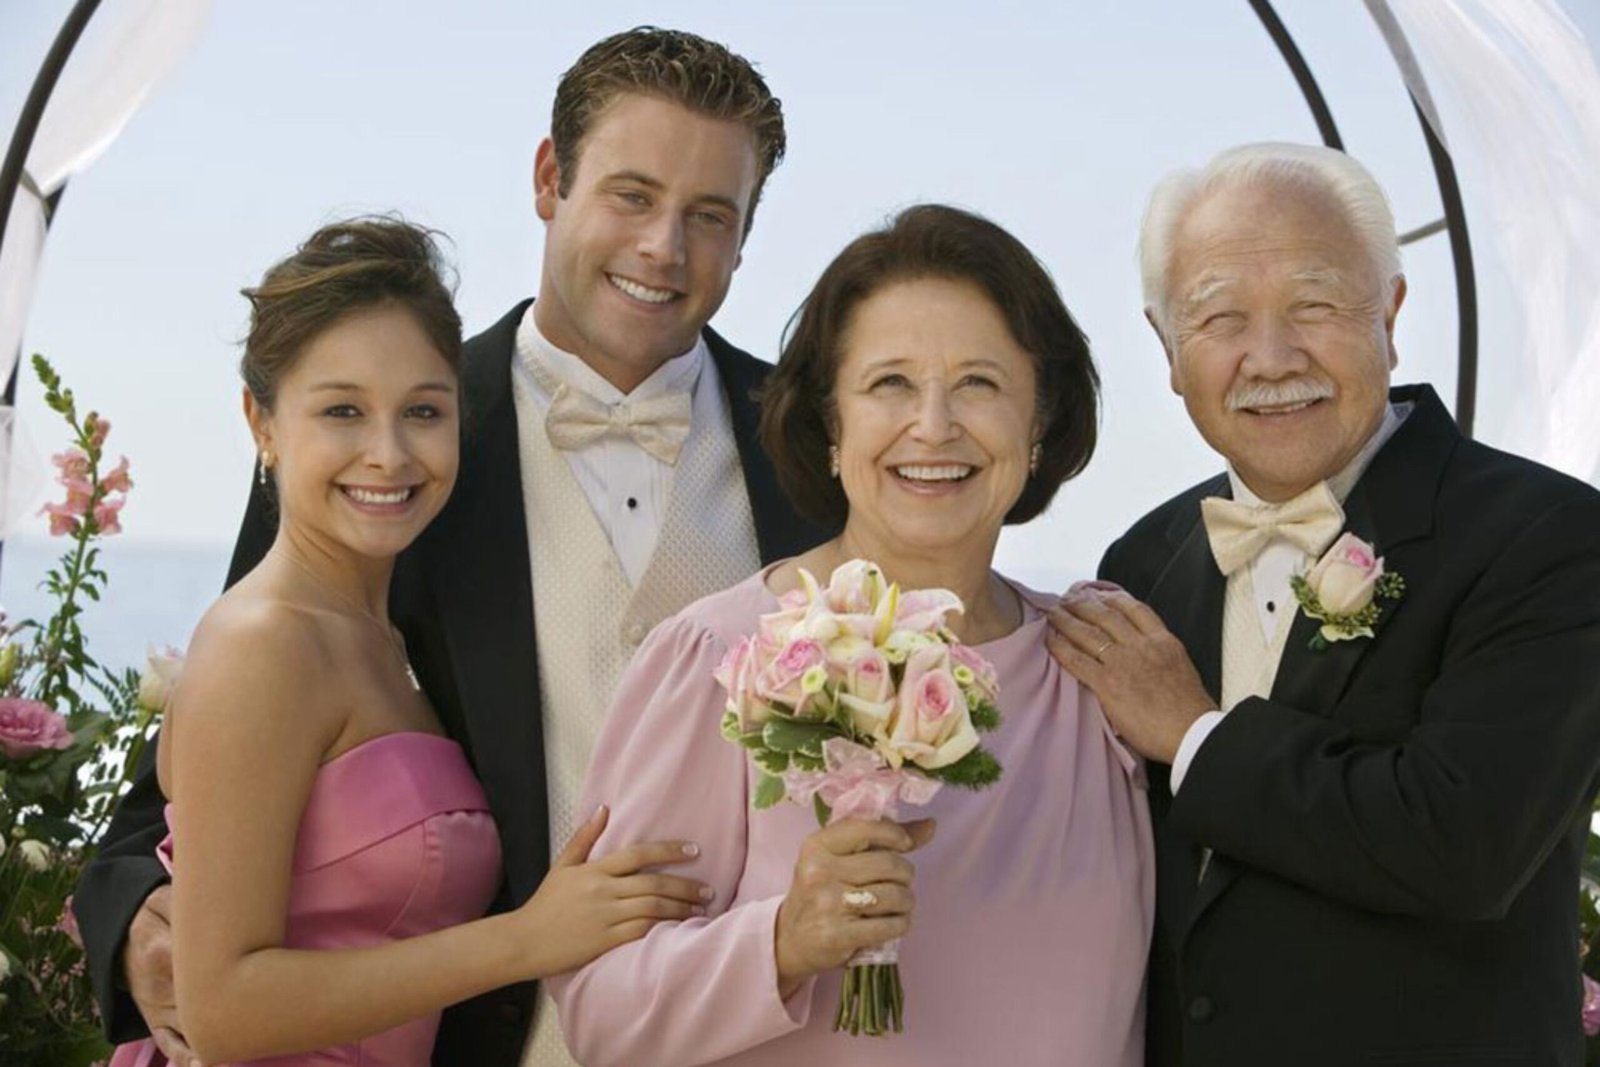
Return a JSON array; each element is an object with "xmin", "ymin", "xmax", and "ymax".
[{"xmin": 551, "ymin": 26, "xmax": 786, "ymax": 231}]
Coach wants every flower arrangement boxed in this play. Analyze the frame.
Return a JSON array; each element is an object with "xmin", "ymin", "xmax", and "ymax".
[
  {"xmin": 716, "ymin": 559, "xmax": 1002, "ymax": 1036},
  {"xmin": 1290, "ymin": 532, "xmax": 1405, "ymax": 651},
  {"xmin": 0, "ymin": 356, "xmax": 171, "ymax": 1065},
  {"xmin": 1578, "ymin": 798, "xmax": 1600, "ymax": 1060}
]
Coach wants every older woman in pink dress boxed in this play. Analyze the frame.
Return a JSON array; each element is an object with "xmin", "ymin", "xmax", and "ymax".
[{"xmin": 550, "ymin": 204, "xmax": 1154, "ymax": 1065}]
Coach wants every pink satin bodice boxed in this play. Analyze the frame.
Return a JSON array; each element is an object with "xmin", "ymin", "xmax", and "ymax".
[{"xmin": 110, "ymin": 731, "xmax": 502, "ymax": 1067}]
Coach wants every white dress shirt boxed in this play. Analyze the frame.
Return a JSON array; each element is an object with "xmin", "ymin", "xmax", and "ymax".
[
  {"xmin": 1170, "ymin": 402, "xmax": 1411, "ymax": 791},
  {"xmin": 512, "ymin": 306, "xmax": 706, "ymax": 587}
]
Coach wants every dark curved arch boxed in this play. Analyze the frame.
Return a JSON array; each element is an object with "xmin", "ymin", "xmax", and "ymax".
[
  {"xmin": 1247, "ymin": 0, "xmax": 1479, "ymax": 436},
  {"xmin": 0, "ymin": 0, "xmax": 103, "ymax": 407}
]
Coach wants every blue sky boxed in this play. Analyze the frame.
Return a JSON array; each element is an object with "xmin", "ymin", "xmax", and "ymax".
[{"xmin": 3, "ymin": 2, "xmax": 1597, "ymax": 592}]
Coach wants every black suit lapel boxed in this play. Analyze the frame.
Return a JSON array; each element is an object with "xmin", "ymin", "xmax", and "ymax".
[
  {"xmin": 426, "ymin": 301, "xmax": 549, "ymax": 901},
  {"xmin": 705, "ymin": 327, "xmax": 833, "ymax": 562}
]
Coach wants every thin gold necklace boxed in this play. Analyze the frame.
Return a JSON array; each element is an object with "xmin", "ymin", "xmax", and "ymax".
[{"xmin": 270, "ymin": 548, "xmax": 421, "ymax": 691}]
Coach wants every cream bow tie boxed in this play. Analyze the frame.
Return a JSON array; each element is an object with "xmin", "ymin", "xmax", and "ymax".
[
  {"xmin": 1200, "ymin": 481, "xmax": 1345, "ymax": 576},
  {"xmin": 543, "ymin": 383, "xmax": 692, "ymax": 465}
]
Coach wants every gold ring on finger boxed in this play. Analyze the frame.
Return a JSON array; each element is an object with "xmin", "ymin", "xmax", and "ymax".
[
  {"xmin": 841, "ymin": 888, "xmax": 878, "ymax": 910},
  {"xmin": 1094, "ymin": 638, "xmax": 1113, "ymax": 659}
]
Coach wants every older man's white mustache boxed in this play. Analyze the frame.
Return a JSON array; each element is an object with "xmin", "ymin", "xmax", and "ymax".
[{"xmin": 1226, "ymin": 379, "xmax": 1335, "ymax": 411}]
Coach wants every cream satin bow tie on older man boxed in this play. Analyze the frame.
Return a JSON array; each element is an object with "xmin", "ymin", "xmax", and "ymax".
[
  {"xmin": 1200, "ymin": 481, "xmax": 1346, "ymax": 576},
  {"xmin": 543, "ymin": 383, "xmax": 693, "ymax": 465}
]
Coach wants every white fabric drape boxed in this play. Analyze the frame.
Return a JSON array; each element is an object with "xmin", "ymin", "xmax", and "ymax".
[
  {"xmin": 0, "ymin": 0, "xmax": 211, "ymax": 533},
  {"xmin": 1367, "ymin": 0, "xmax": 1600, "ymax": 486}
]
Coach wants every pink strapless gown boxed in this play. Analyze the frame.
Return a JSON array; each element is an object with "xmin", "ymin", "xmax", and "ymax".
[{"xmin": 110, "ymin": 731, "xmax": 502, "ymax": 1067}]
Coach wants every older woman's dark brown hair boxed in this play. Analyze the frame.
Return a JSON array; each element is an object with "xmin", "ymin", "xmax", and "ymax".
[{"xmin": 760, "ymin": 203, "xmax": 1099, "ymax": 526}]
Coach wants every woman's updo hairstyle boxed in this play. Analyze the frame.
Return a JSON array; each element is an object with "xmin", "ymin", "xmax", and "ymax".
[{"xmin": 240, "ymin": 216, "xmax": 463, "ymax": 409}]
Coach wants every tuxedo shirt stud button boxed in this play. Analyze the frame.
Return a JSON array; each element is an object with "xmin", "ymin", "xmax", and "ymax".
[{"xmin": 1186, "ymin": 995, "xmax": 1215, "ymax": 1024}]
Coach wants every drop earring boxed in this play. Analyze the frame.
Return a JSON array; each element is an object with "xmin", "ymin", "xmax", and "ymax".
[
  {"xmin": 1029, "ymin": 442, "xmax": 1041, "ymax": 476},
  {"xmin": 828, "ymin": 444, "xmax": 841, "ymax": 479},
  {"xmin": 258, "ymin": 452, "xmax": 272, "ymax": 487}
]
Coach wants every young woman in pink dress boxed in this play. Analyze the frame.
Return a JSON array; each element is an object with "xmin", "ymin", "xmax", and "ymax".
[
  {"xmin": 549, "ymin": 205, "xmax": 1155, "ymax": 1065},
  {"xmin": 109, "ymin": 219, "xmax": 708, "ymax": 1067}
]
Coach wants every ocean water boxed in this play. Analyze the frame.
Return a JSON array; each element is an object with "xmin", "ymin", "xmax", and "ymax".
[{"xmin": 0, "ymin": 537, "xmax": 232, "ymax": 675}]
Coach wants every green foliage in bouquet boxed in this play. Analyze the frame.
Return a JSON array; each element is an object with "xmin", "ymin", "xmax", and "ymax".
[{"xmin": 0, "ymin": 356, "xmax": 171, "ymax": 1065}]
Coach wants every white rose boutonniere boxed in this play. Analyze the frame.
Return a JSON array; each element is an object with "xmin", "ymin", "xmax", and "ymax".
[{"xmin": 1290, "ymin": 532, "xmax": 1406, "ymax": 651}]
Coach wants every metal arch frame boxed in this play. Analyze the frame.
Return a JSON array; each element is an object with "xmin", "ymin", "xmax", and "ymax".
[
  {"xmin": 0, "ymin": 1, "xmax": 1483, "ymax": 425},
  {"xmin": 1248, "ymin": 0, "xmax": 1479, "ymax": 436},
  {"xmin": 0, "ymin": 0, "xmax": 103, "ymax": 408}
]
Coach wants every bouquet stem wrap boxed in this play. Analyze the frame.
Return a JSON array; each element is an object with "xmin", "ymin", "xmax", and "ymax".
[{"xmin": 784, "ymin": 738, "xmax": 940, "ymax": 1035}]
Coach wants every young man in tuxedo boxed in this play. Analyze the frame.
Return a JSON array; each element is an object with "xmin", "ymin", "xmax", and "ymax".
[
  {"xmin": 1049, "ymin": 142, "xmax": 1600, "ymax": 1066},
  {"xmin": 74, "ymin": 27, "xmax": 826, "ymax": 1067}
]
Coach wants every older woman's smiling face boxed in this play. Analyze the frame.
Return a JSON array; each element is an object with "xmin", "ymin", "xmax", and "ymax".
[{"xmin": 832, "ymin": 276, "xmax": 1039, "ymax": 564}]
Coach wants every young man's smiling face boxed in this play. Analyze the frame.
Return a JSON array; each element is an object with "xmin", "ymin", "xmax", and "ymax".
[{"xmin": 532, "ymin": 93, "xmax": 759, "ymax": 393}]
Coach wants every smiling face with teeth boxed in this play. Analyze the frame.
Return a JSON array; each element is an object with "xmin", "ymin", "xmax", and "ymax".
[
  {"xmin": 248, "ymin": 303, "xmax": 459, "ymax": 564},
  {"xmin": 831, "ymin": 277, "xmax": 1040, "ymax": 569},
  {"xmin": 1159, "ymin": 179, "xmax": 1405, "ymax": 502},
  {"xmin": 531, "ymin": 93, "xmax": 758, "ymax": 394}
]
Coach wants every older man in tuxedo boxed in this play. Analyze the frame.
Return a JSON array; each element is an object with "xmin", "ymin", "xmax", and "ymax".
[
  {"xmin": 74, "ymin": 27, "xmax": 827, "ymax": 1067},
  {"xmin": 1050, "ymin": 142, "xmax": 1600, "ymax": 1066}
]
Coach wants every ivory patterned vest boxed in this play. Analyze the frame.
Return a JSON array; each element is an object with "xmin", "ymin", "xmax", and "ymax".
[
  {"xmin": 1220, "ymin": 568, "xmax": 1297, "ymax": 713},
  {"xmin": 513, "ymin": 355, "xmax": 761, "ymax": 1067}
]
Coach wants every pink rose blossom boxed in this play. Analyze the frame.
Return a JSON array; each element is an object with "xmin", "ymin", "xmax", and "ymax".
[
  {"xmin": 756, "ymin": 637, "xmax": 827, "ymax": 714},
  {"xmin": 886, "ymin": 645, "xmax": 979, "ymax": 769},
  {"xmin": 0, "ymin": 698, "xmax": 74, "ymax": 759},
  {"xmin": 715, "ymin": 636, "xmax": 772, "ymax": 731},
  {"xmin": 1584, "ymin": 975, "xmax": 1600, "ymax": 1036},
  {"xmin": 1306, "ymin": 532, "xmax": 1384, "ymax": 616}
]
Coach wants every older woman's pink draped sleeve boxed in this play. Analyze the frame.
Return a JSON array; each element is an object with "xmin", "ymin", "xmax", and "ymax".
[{"xmin": 547, "ymin": 580, "xmax": 815, "ymax": 1067}]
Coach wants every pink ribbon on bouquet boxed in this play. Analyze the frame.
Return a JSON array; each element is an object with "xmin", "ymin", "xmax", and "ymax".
[{"xmin": 783, "ymin": 737, "xmax": 942, "ymax": 824}]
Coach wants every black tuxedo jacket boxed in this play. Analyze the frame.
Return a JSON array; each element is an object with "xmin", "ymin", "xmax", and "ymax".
[
  {"xmin": 73, "ymin": 301, "xmax": 828, "ymax": 1066},
  {"xmin": 1101, "ymin": 384, "xmax": 1600, "ymax": 1067}
]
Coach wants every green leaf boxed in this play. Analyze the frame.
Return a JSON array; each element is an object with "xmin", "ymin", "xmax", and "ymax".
[
  {"xmin": 753, "ymin": 748, "xmax": 791, "ymax": 775},
  {"xmin": 969, "ymin": 699, "xmax": 1001, "ymax": 732},
  {"xmin": 752, "ymin": 773, "xmax": 786, "ymax": 810},
  {"xmin": 762, "ymin": 718, "xmax": 832, "ymax": 755},
  {"xmin": 923, "ymin": 747, "xmax": 1003, "ymax": 790},
  {"xmin": 812, "ymin": 792, "xmax": 832, "ymax": 826}
]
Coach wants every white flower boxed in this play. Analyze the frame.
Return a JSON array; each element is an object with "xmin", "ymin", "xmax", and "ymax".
[
  {"xmin": 138, "ymin": 644, "xmax": 185, "ymax": 711},
  {"xmin": 0, "ymin": 950, "xmax": 11, "ymax": 982},
  {"xmin": 17, "ymin": 839, "xmax": 50, "ymax": 872}
]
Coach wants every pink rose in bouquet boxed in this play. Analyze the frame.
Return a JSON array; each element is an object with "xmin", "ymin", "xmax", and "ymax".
[
  {"xmin": 886, "ymin": 646, "xmax": 980, "ymax": 770},
  {"xmin": 0, "ymin": 697, "xmax": 73, "ymax": 759},
  {"xmin": 1584, "ymin": 974, "xmax": 1600, "ymax": 1037},
  {"xmin": 755, "ymin": 636, "xmax": 830, "ymax": 717}
]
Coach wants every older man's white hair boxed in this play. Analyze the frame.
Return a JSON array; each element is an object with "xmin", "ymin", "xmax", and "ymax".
[{"xmin": 1139, "ymin": 142, "xmax": 1403, "ymax": 338}]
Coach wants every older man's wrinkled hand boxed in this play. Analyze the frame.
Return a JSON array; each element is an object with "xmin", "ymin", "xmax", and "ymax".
[{"xmin": 1046, "ymin": 585, "xmax": 1215, "ymax": 764}]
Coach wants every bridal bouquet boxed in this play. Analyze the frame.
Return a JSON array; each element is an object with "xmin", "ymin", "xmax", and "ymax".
[{"xmin": 716, "ymin": 559, "xmax": 1002, "ymax": 1036}]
